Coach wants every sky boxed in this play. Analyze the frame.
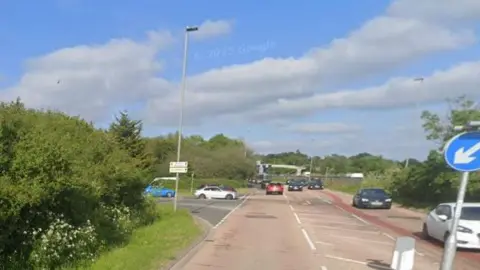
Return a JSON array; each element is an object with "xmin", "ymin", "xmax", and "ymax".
[{"xmin": 1, "ymin": 0, "xmax": 480, "ymax": 161}]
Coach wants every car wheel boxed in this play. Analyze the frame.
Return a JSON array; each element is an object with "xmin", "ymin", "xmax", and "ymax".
[
  {"xmin": 266, "ymin": 192, "xmax": 270, "ymax": 195},
  {"xmin": 166, "ymin": 192, "xmax": 172, "ymax": 198},
  {"xmin": 280, "ymin": 192, "xmax": 283, "ymax": 195},
  {"xmin": 352, "ymin": 200, "xmax": 356, "ymax": 207},
  {"xmin": 421, "ymin": 223, "xmax": 431, "ymax": 239},
  {"xmin": 198, "ymin": 194, "xmax": 206, "ymax": 199},
  {"xmin": 226, "ymin": 194, "xmax": 233, "ymax": 200}
]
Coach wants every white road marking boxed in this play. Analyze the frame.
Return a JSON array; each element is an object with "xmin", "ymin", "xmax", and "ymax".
[
  {"xmin": 382, "ymin": 233, "xmax": 424, "ymax": 256},
  {"xmin": 322, "ymin": 235, "xmax": 393, "ymax": 245},
  {"xmin": 213, "ymin": 195, "xmax": 250, "ymax": 229},
  {"xmin": 301, "ymin": 228, "xmax": 316, "ymax": 250},
  {"xmin": 289, "ymin": 204, "xmax": 295, "ymax": 211},
  {"xmin": 315, "ymin": 240, "xmax": 333, "ymax": 246},
  {"xmin": 382, "ymin": 232, "xmax": 395, "ymax": 240},
  {"xmin": 293, "ymin": 212, "xmax": 302, "ymax": 224},
  {"xmin": 304, "ymin": 224, "xmax": 380, "ymax": 234},
  {"xmin": 351, "ymin": 213, "xmax": 369, "ymax": 224},
  {"xmin": 321, "ymin": 266, "xmax": 328, "ymax": 270},
  {"xmin": 317, "ymin": 196, "xmax": 332, "ymax": 204},
  {"xmin": 302, "ymin": 219, "xmax": 370, "ymax": 227},
  {"xmin": 325, "ymin": 255, "xmax": 391, "ymax": 270}
]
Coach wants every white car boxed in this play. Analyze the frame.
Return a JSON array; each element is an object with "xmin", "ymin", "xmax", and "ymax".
[
  {"xmin": 194, "ymin": 187, "xmax": 237, "ymax": 200},
  {"xmin": 422, "ymin": 202, "xmax": 480, "ymax": 249}
]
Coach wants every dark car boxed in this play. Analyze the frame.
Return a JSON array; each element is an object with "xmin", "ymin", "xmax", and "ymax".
[
  {"xmin": 299, "ymin": 179, "xmax": 309, "ymax": 187},
  {"xmin": 307, "ymin": 180, "xmax": 324, "ymax": 190},
  {"xmin": 287, "ymin": 181, "xmax": 303, "ymax": 192},
  {"xmin": 352, "ymin": 188, "xmax": 392, "ymax": 209}
]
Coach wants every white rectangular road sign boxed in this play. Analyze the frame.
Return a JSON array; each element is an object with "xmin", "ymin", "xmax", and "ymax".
[{"xmin": 169, "ymin": 161, "xmax": 188, "ymax": 174}]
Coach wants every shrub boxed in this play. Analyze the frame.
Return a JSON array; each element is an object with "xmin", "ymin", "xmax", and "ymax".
[{"xmin": 29, "ymin": 216, "xmax": 100, "ymax": 269}]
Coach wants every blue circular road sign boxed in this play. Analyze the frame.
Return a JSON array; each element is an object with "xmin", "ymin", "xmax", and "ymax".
[{"xmin": 444, "ymin": 131, "xmax": 480, "ymax": 172}]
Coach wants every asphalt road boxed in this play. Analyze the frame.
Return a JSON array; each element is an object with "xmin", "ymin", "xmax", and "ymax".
[
  {"xmin": 157, "ymin": 196, "xmax": 246, "ymax": 227},
  {"xmin": 173, "ymin": 187, "xmax": 480, "ymax": 270}
]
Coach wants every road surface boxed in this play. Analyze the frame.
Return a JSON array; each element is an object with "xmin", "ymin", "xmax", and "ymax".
[
  {"xmin": 173, "ymin": 188, "xmax": 479, "ymax": 269},
  {"xmin": 157, "ymin": 196, "xmax": 245, "ymax": 226}
]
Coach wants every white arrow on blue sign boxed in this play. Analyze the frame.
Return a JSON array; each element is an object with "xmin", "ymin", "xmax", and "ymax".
[{"xmin": 444, "ymin": 131, "xmax": 480, "ymax": 172}]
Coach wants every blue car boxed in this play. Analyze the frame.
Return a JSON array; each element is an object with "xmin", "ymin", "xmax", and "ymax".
[{"xmin": 144, "ymin": 185, "xmax": 176, "ymax": 198}]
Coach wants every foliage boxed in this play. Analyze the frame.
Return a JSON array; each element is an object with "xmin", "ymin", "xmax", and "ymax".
[
  {"xmin": 76, "ymin": 205, "xmax": 201, "ymax": 270},
  {"xmin": 325, "ymin": 96, "xmax": 480, "ymax": 208},
  {"xmin": 0, "ymin": 102, "xmax": 255, "ymax": 269},
  {"xmin": 145, "ymin": 133, "xmax": 255, "ymax": 180},
  {"xmin": 0, "ymin": 104, "xmax": 156, "ymax": 269},
  {"xmin": 259, "ymin": 151, "xmax": 401, "ymax": 175}
]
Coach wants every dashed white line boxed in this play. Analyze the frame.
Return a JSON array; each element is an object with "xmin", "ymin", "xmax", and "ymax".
[
  {"xmin": 325, "ymin": 255, "xmax": 391, "ymax": 270},
  {"xmin": 315, "ymin": 240, "xmax": 333, "ymax": 246},
  {"xmin": 382, "ymin": 232, "xmax": 395, "ymax": 240},
  {"xmin": 301, "ymin": 228, "xmax": 316, "ymax": 250},
  {"xmin": 382, "ymin": 233, "xmax": 424, "ymax": 256},
  {"xmin": 317, "ymin": 196, "xmax": 332, "ymax": 204},
  {"xmin": 289, "ymin": 204, "xmax": 295, "ymax": 211},
  {"xmin": 351, "ymin": 213, "xmax": 369, "ymax": 224},
  {"xmin": 293, "ymin": 212, "xmax": 302, "ymax": 224},
  {"xmin": 213, "ymin": 195, "xmax": 250, "ymax": 229},
  {"xmin": 305, "ymin": 224, "xmax": 381, "ymax": 234},
  {"xmin": 320, "ymin": 266, "xmax": 328, "ymax": 270}
]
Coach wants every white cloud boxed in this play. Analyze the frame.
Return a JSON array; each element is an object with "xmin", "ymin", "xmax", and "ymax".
[
  {"xmin": 286, "ymin": 123, "xmax": 362, "ymax": 134},
  {"xmin": 190, "ymin": 19, "xmax": 233, "ymax": 40},
  {"xmin": 143, "ymin": 1, "xmax": 478, "ymax": 124},
  {"xmin": 3, "ymin": 0, "xmax": 478, "ymax": 125},
  {"xmin": 0, "ymin": 0, "xmax": 479, "ymax": 161},
  {"xmin": 0, "ymin": 30, "xmax": 175, "ymax": 122},
  {"xmin": 388, "ymin": 0, "xmax": 480, "ymax": 23},
  {"xmin": 250, "ymin": 61, "xmax": 480, "ymax": 119}
]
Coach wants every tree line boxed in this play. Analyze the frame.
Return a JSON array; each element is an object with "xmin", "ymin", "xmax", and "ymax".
[
  {"xmin": 261, "ymin": 96, "xmax": 480, "ymax": 208},
  {"xmin": 259, "ymin": 151, "xmax": 410, "ymax": 175},
  {"xmin": 0, "ymin": 102, "xmax": 255, "ymax": 269}
]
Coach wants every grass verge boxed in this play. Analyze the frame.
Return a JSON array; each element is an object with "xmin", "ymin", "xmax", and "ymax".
[{"xmin": 76, "ymin": 205, "xmax": 202, "ymax": 270}]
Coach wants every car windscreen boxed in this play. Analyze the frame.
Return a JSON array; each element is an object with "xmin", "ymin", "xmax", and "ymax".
[
  {"xmin": 459, "ymin": 206, "xmax": 480, "ymax": 221},
  {"xmin": 361, "ymin": 189, "xmax": 387, "ymax": 196}
]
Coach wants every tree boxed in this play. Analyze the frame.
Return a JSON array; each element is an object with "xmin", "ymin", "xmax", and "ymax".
[{"xmin": 109, "ymin": 111, "xmax": 153, "ymax": 172}]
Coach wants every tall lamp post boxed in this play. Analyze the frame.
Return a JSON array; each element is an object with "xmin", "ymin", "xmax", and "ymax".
[{"xmin": 174, "ymin": 26, "xmax": 199, "ymax": 212}]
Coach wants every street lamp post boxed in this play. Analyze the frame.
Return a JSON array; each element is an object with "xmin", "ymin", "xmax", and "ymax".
[{"xmin": 174, "ymin": 26, "xmax": 199, "ymax": 212}]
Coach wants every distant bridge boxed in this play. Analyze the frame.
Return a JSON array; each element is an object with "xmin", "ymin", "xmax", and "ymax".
[{"xmin": 256, "ymin": 161, "xmax": 306, "ymax": 176}]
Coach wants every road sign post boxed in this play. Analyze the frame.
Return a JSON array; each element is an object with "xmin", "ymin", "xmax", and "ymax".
[
  {"xmin": 441, "ymin": 131, "xmax": 480, "ymax": 270},
  {"xmin": 169, "ymin": 161, "xmax": 188, "ymax": 173},
  {"xmin": 169, "ymin": 161, "xmax": 188, "ymax": 212}
]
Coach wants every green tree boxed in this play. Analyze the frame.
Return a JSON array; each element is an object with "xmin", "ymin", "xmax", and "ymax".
[{"xmin": 109, "ymin": 111, "xmax": 153, "ymax": 172}]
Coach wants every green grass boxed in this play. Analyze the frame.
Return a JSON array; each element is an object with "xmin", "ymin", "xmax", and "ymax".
[{"xmin": 76, "ymin": 206, "xmax": 202, "ymax": 270}]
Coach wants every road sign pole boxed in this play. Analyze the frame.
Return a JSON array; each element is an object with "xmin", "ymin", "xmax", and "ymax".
[
  {"xmin": 190, "ymin": 172, "xmax": 194, "ymax": 194},
  {"xmin": 440, "ymin": 171, "xmax": 470, "ymax": 270}
]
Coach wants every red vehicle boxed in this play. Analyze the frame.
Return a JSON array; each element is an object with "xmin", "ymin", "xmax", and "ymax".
[{"xmin": 266, "ymin": 183, "xmax": 284, "ymax": 195}]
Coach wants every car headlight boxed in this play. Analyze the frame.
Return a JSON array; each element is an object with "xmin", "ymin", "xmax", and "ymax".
[
  {"xmin": 385, "ymin": 198, "xmax": 392, "ymax": 202},
  {"xmin": 457, "ymin": 226, "xmax": 473, "ymax": 234},
  {"xmin": 361, "ymin": 198, "xmax": 369, "ymax": 202}
]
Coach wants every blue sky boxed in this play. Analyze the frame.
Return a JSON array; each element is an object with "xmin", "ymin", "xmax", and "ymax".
[{"xmin": 1, "ymin": 0, "xmax": 479, "ymax": 160}]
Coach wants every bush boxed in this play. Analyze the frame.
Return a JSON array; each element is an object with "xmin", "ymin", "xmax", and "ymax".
[{"xmin": 0, "ymin": 101, "xmax": 155, "ymax": 269}]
